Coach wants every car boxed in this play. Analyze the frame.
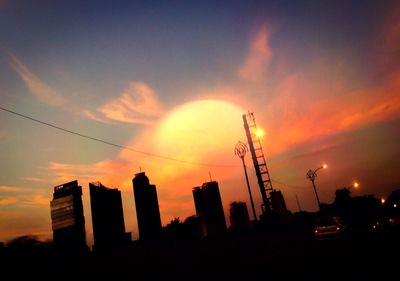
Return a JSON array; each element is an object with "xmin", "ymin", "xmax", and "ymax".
[{"xmin": 314, "ymin": 215, "xmax": 346, "ymax": 240}]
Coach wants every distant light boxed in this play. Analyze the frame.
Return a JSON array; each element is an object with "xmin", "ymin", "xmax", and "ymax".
[
  {"xmin": 381, "ymin": 198, "xmax": 385, "ymax": 204},
  {"xmin": 394, "ymin": 204, "xmax": 397, "ymax": 208},
  {"xmin": 354, "ymin": 182, "xmax": 359, "ymax": 188},
  {"xmin": 257, "ymin": 129, "xmax": 264, "ymax": 138},
  {"xmin": 323, "ymin": 164, "xmax": 327, "ymax": 169}
]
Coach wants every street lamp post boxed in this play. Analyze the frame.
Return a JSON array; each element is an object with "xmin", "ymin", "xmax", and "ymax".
[
  {"xmin": 235, "ymin": 141, "xmax": 257, "ymax": 221},
  {"xmin": 306, "ymin": 164, "xmax": 327, "ymax": 210}
]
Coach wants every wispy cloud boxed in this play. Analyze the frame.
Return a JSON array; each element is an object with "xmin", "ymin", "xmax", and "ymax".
[
  {"xmin": 98, "ymin": 82, "xmax": 164, "ymax": 125},
  {"xmin": 0, "ymin": 185, "xmax": 25, "ymax": 193},
  {"xmin": 21, "ymin": 177, "xmax": 48, "ymax": 183},
  {"xmin": 262, "ymin": 63, "xmax": 400, "ymax": 154},
  {"xmin": 8, "ymin": 53, "xmax": 113, "ymax": 125},
  {"xmin": 0, "ymin": 185, "xmax": 50, "ymax": 207},
  {"xmin": 9, "ymin": 53, "xmax": 68, "ymax": 106},
  {"xmin": 237, "ymin": 26, "xmax": 272, "ymax": 82},
  {"xmin": 81, "ymin": 110, "xmax": 110, "ymax": 123},
  {"xmin": 8, "ymin": 53, "xmax": 165, "ymax": 126},
  {"xmin": 45, "ymin": 161, "xmax": 103, "ymax": 184},
  {"xmin": 0, "ymin": 197, "xmax": 17, "ymax": 206}
]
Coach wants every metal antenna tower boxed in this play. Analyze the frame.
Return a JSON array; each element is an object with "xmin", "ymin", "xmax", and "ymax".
[{"xmin": 242, "ymin": 111, "xmax": 273, "ymax": 215}]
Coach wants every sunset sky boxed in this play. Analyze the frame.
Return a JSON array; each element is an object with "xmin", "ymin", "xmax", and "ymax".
[{"xmin": 1, "ymin": 0, "xmax": 400, "ymax": 246}]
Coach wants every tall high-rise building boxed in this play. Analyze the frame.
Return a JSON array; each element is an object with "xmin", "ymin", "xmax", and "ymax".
[
  {"xmin": 192, "ymin": 181, "xmax": 227, "ymax": 236},
  {"xmin": 50, "ymin": 180, "xmax": 88, "ymax": 252},
  {"xmin": 89, "ymin": 182, "xmax": 129, "ymax": 251},
  {"xmin": 132, "ymin": 172, "xmax": 162, "ymax": 240}
]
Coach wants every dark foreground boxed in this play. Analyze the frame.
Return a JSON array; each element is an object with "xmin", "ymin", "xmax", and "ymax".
[{"xmin": 1, "ymin": 225, "xmax": 399, "ymax": 280}]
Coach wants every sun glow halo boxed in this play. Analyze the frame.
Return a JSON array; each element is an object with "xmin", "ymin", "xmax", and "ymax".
[{"xmin": 155, "ymin": 100, "xmax": 245, "ymax": 164}]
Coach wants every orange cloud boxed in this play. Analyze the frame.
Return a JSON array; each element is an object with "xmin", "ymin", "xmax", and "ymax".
[
  {"xmin": 44, "ymin": 161, "xmax": 104, "ymax": 185},
  {"xmin": 255, "ymin": 52, "xmax": 400, "ymax": 155},
  {"xmin": 21, "ymin": 177, "xmax": 49, "ymax": 183},
  {"xmin": 0, "ymin": 185, "xmax": 51, "ymax": 208},
  {"xmin": 9, "ymin": 53, "xmax": 68, "ymax": 106},
  {"xmin": 7, "ymin": 53, "xmax": 109, "ymax": 125},
  {"xmin": 237, "ymin": 26, "xmax": 272, "ymax": 82},
  {"xmin": 81, "ymin": 110, "xmax": 110, "ymax": 124},
  {"xmin": 0, "ymin": 185, "xmax": 25, "ymax": 193},
  {"xmin": 98, "ymin": 82, "xmax": 164, "ymax": 125},
  {"xmin": 0, "ymin": 196, "xmax": 17, "ymax": 206}
]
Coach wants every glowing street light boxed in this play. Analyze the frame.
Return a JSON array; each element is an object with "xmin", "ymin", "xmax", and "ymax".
[
  {"xmin": 347, "ymin": 181, "xmax": 360, "ymax": 192},
  {"xmin": 306, "ymin": 164, "xmax": 327, "ymax": 210}
]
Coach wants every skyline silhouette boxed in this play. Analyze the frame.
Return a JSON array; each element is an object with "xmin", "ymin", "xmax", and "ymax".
[
  {"xmin": 2, "ymin": 182, "xmax": 400, "ymax": 278},
  {"xmin": 1, "ymin": 0, "xmax": 400, "ymax": 249}
]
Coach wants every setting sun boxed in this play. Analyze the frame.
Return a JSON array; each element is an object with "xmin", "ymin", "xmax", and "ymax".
[{"xmin": 119, "ymin": 99, "xmax": 245, "ymax": 185}]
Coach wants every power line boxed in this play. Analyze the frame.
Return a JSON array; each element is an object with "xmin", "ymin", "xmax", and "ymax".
[
  {"xmin": 0, "ymin": 106, "xmax": 324, "ymax": 188},
  {"xmin": 0, "ymin": 106, "xmax": 239, "ymax": 168}
]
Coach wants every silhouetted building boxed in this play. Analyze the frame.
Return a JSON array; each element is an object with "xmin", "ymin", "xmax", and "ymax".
[
  {"xmin": 183, "ymin": 215, "xmax": 203, "ymax": 240},
  {"xmin": 229, "ymin": 201, "xmax": 250, "ymax": 230},
  {"xmin": 89, "ymin": 182, "xmax": 130, "ymax": 251},
  {"xmin": 132, "ymin": 172, "xmax": 162, "ymax": 240},
  {"xmin": 192, "ymin": 181, "xmax": 227, "ymax": 236},
  {"xmin": 50, "ymin": 180, "xmax": 88, "ymax": 252},
  {"xmin": 270, "ymin": 190, "xmax": 288, "ymax": 216}
]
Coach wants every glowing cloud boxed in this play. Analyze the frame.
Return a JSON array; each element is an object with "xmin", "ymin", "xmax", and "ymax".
[
  {"xmin": 0, "ymin": 197, "xmax": 17, "ymax": 206},
  {"xmin": 45, "ymin": 161, "xmax": 103, "ymax": 183},
  {"xmin": 9, "ymin": 54, "xmax": 67, "ymax": 106},
  {"xmin": 119, "ymin": 99, "xmax": 244, "ymax": 184},
  {"xmin": 0, "ymin": 185, "xmax": 50, "ymax": 207},
  {"xmin": 262, "ymin": 61, "xmax": 400, "ymax": 154},
  {"xmin": 98, "ymin": 82, "xmax": 164, "ymax": 125},
  {"xmin": 81, "ymin": 110, "xmax": 110, "ymax": 124},
  {"xmin": 237, "ymin": 26, "xmax": 272, "ymax": 82},
  {"xmin": 0, "ymin": 185, "xmax": 25, "ymax": 193}
]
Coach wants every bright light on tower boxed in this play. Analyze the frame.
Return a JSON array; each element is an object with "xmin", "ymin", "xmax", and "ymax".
[{"xmin": 256, "ymin": 129, "xmax": 264, "ymax": 138}]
